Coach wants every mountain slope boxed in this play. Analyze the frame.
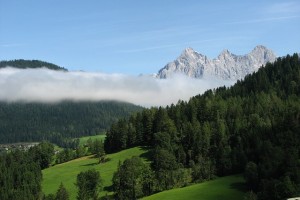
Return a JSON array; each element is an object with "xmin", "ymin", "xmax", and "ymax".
[
  {"xmin": 157, "ymin": 45, "xmax": 276, "ymax": 80},
  {"xmin": 0, "ymin": 59, "xmax": 67, "ymax": 71},
  {"xmin": 0, "ymin": 101, "xmax": 142, "ymax": 145}
]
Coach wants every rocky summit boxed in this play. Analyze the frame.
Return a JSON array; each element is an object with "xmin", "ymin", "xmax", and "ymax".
[{"xmin": 157, "ymin": 45, "xmax": 276, "ymax": 80}]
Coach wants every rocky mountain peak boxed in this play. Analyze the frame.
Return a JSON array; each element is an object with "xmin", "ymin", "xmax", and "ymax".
[
  {"xmin": 218, "ymin": 49, "xmax": 233, "ymax": 60},
  {"xmin": 157, "ymin": 45, "xmax": 276, "ymax": 80},
  {"xmin": 252, "ymin": 45, "xmax": 268, "ymax": 52},
  {"xmin": 183, "ymin": 47, "xmax": 195, "ymax": 54},
  {"xmin": 220, "ymin": 49, "xmax": 231, "ymax": 56},
  {"xmin": 250, "ymin": 45, "xmax": 271, "ymax": 56},
  {"xmin": 180, "ymin": 47, "xmax": 198, "ymax": 58}
]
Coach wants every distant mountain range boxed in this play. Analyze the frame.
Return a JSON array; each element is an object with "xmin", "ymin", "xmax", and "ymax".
[
  {"xmin": 157, "ymin": 45, "xmax": 277, "ymax": 80},
  {"xmin": 0, "ymin": 47, "xmax": 288, "ymax": 82}
]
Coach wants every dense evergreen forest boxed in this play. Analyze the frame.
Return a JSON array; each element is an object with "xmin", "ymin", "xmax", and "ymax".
[
  {"xmin": 0, "ymin": 142, "xmax": 54, "ymax": 200},
  {"xmin": 0, "ymin": 150, "xmax": 42, "ymax": 199},
  {"xmin": 106, "ymin": 54, "xmax": 300, "ymax": 199},
  {"xmin": 0, "ymin": 141, "xmax": 81, "ymax": 200},
  {"xmin": 0, "ymin": 101, "xmax": 142, "ymax": 146},
  {"xmin": 0, "ymin": 59, "xmax": 67, "ymax": 71}
]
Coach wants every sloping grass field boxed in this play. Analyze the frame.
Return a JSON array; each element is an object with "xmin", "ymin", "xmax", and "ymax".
[
  {"xmin": 143, "ymin": 175, "xmax": 245, "ymax": 200},
  {"xmin": 43, "ymin": 137, "xmax": 245, "ymax": 200},
  {"xmin": 42, "ymin": 146, "xmax": 148, "ymax": 199}
]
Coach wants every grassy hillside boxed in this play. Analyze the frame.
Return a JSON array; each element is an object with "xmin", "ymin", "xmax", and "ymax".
[
  {"xmin": 42, "ymin": 146, "xmax": 148, "ymax": 199},
  {"xmin": 143, "ymin": 175, "xmax": 245, "ymax": 200}
]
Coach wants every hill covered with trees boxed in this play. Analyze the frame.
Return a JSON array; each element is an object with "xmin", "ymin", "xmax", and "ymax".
[
  {"xmin": 0, "ymin": 101, "xmax": 142, "ymax": 146},
  {"xmin": 0, "ymin": 59, "xmax": 67, "ymax": 71},
  {"xmin": 105, "ymin": 54, "xmax": 300, "ymax": 199}
]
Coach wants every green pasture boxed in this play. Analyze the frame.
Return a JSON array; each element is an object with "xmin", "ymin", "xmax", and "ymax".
[
  {"xmin": 143, "ymin": 175, "xmax": 246, "ymax": 200},
  {"xmin": 42, "ymin": 146, "xmax": 148, "ymax": 199},
  {"xmin": 78, "ymin": 134, "xmax": 106, "ymax": 146}
]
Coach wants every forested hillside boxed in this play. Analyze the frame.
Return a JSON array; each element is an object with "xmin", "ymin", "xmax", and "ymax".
[
  {"xmin": 0, "ymin": 101, "xmax": 142, "ymax": 145},
  {"xmin": 0, "ymin": 59, "xmax": 67, "ymax": 71},
  {"xmin": 105, "ymin": 54, "xmax": 300, "ymax": 199}
]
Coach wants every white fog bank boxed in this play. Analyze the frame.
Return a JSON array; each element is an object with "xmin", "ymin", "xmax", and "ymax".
[{"xmin": 0, "ymin": 68, "xmax": 234, "ymax": 107}]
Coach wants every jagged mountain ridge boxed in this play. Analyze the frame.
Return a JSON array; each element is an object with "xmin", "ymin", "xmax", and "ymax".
[{"xmin": 157, "ymin": 45, "xmax": 277, "ymax": 80}]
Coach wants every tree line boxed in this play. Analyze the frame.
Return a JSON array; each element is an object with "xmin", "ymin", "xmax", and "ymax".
[
  {"xmin": 0, "ymin": 59, "xmax": 67, "ymax": 71},
  {"xmin": 106, "ymin": 54, "xmax": 300, "ymax": 199},
  {"xmin": 55, "ymin": 138, "xmax": 106, "ymax": 164}
]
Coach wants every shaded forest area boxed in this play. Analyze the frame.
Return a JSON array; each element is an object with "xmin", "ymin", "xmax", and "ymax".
[
  {"xmin": 0, "ymin": 142, "xmax": 53, "ymax": 200},
  {"xmin": 106, "ymin": 54, "xmax": 300, "ymax": 199},
  {"xmin": 0, "ymin": 101, "xmax": 142, "ymax": 146},
  {"xmin": 0, "ymin": 59, "xmax": 142, "ymax": 147}
]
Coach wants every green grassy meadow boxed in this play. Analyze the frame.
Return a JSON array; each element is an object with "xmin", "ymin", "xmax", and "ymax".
[
  {"xmin": 78, "ymin": 134, "xmax": 106, "ymax": 146},
  {"xmin": 143, "ymin": 175, "xmax": 246, "ymax": 200},
  {"xmin": 42, "ymin": 146, "xmax": 148, "ymax": 199}
]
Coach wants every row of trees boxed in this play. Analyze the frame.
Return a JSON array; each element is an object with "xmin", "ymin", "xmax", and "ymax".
[
  {"xmin": 0, "ymin": 101, "xmax": 142, "ymax": 145},
  {"xmin": 55, "ymin": 138, "xmax": 106, "ymax": 164},
  {"xmin": 106, "ymin": 54, "xmax": 300, "ymax": 199},
  {"xmin": 112, "ymin": 155, "xmax": 191, "ymax": 200}
]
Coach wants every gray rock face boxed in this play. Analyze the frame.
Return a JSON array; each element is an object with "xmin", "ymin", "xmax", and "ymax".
[{"xmin": 157, "ymin": 45, "xmax": 276, "ymax": 80}]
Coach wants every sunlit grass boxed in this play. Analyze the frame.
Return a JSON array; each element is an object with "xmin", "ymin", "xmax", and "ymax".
[
  {"xmin": 143, "ymin": 175, "xmax": 246, "ymax": 200},
  {"xmin": 42, "ymin": 146, "xmax": 148, "ymax": 199}
]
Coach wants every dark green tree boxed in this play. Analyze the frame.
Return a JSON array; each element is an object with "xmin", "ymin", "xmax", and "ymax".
[
  {"xmin": 76, "ymin": 145, "xmax": 86, "ymax": 158},
  {"xmin": 244, "ymin": 162, "xmax": 258, "ymax": 191},
  {"xmin": 113, "ymin": 157, "xmax": 153, "ymax": 199},
  {"xmin": 55, "ymin": 183, "xmax": 69, "ymax": 200},
  {"xmin": 29, "ymin": 141, "xmax": 55, "ymax": 169},
  {"xmin": 76, "ymin": 169, "xmax": 102, "ymax": 200},
  {"xmin": 90, "ymin": 139, "xmax": 106, "ymax": 163}
]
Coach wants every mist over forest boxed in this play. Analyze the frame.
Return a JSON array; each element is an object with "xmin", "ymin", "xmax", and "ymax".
[{"xmin": 0, "ymin": 67, "xmax": 233, "ymax": 107}]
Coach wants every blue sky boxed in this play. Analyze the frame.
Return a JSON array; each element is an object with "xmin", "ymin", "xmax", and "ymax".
[{"xmin": 0, "ymin": 0, "xmax": 299, "ymax": 75}]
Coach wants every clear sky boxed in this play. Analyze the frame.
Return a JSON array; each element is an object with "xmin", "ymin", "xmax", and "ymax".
[{"xmin": 0, "ymin": 0, "xmax": 299, "ymax": 75}]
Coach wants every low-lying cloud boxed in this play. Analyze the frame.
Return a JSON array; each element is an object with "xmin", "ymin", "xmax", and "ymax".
[{"xmin": 0, "ymin": 67, "xmax": 234, "ymax": 107}]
